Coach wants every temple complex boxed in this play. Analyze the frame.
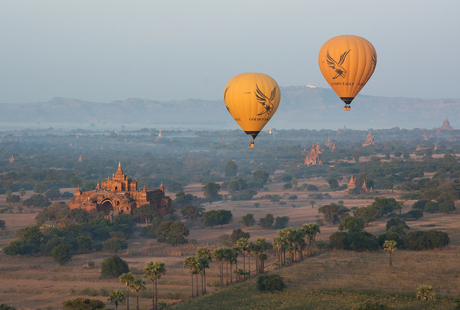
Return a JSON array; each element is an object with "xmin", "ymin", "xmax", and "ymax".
[
  {"xmin": 304, "ymin": 143, "xmax": 323, "ymax": 166},
  {"xmin": 69, "ymin": 163, "xmax": 173, "ymax": 217},
  {"xmin": 362, "ymin": 131, "xmax": 375, "ymax": 146},
  {"xmin": 324, "ymin": 137, "xmax": 333, "ymax": 148},
  {"xmin": 416, "ymin": 145, "xmax": 422, "ymax": 151},
  {"xmin": 439, "ymin": 117, "xmax": 454, "ymax": 131}
]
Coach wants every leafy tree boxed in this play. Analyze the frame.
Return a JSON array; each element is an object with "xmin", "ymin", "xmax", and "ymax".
[
  {"xmin": 329, "ymin": 232, "xmax": 349, "ymax": 250},
  {"xmin": 230, "ymin": 228, "xmax": 250, "ymax": 244},
  {"xmin": 143, "ymin": 261, "xmax": 166, "ymax": 310},
  {"xmin": 318, "ymin": 205, "xmax": 349, "ymax": 224},
  {"xmin": 309, "ymin": 200, "xmax": 316, "ymax": 208},
  {"xmin": 354, "ymin": 206, "xmax": 380, "ymax": 225},
  {"xmin": 63, "ymin": 298, "xmax": 104, "ymax": 310},
  {"xmin": 140, "ymin": 216, "xmax": 162, "ymax": 238},
  {"xmin": 103, "ymin": 238, "xmax": 128, "ymax": 253},
  {"xmin": 273, "ymin": 216, "xmax": 290, "ymax": 229},
  {"xmin": 417, "ymin": 285, "xmax": 435, "ymax": 310},
  {"xmin": 240, "ymin": 213, "xmax": 256, "ymax": 227},
  {"xmin": 439, "ymin": 200, "xmax": 456, "ymax": 213},
  {"xmin": 377, "ymin": 231, "xmax": 401, "ymax": 247},
  {"xmin": 108, "ymin": 290, "xmax": 125, "ymax": 310},
  {"xmin": 328, "ymin": 178, "xmax": 339, "ymax": 190},
  {"xmin": 307, "ymin": 184, "xmax": 318, "ymax": 191},
  {"xmin": 386, "ymin": 217, "xmax": 410, "ymax": 234},
  {"xmin": 0, "ymin": 304, "xmax": 16, "ymax": 310},
  {"xmin": 101, "ymin": 255, "xmax": 129, "ymax": 278},
  {"xmin": 259, "ymin": 214, "xmax": 274, "ymax": 229},
  {"xmin": 347, "ymin": 231, "xmax": 378, "ymax": 251},
  {"xmin": 119, "ymin": 273, "xmax": 135, "ymax": 310},
  {"xmin": 155, "ymin": 221, "xmax": 189, "ymax": 245},
  {"xmin": 291, "ymin": 178, "xmax": 298, "ymax": 189},
  {"xmin": 33, "ymin": 183, "xmax": 48, "ymax": 193},
  {"xmin": 257, "ymin": 274, "xmax": 286, "ymax": 292},
  {"xmin": 403, "ymin": 149, "xmax": 410, "ymax": 159},
  {"xmin": 402, "ymin": 230, "xmax": 449, "ymax": 250},
  {"xmin": 52, "ymin": 244, "xmax": 72, "ymax": 265},
  {"xmin": 18, "ymin": 188, "xmax": 26, "ymax": 201},
  {"xmin": 201, "ymin": 210, "xmax": 232, "ymax": 228},
  {"xmin": 412, "ymin": 199, "xmax": 429, "ymax": 210},
  {"xmin": 203, "ymin": 182, "xmax": 222, "ymax": 202},
  {"xmin": 132, "ymin": 204, "xmax": 157, "ymax": 224},
  {"xmin": 225, "ymin": 160, "xmax": 238, "ymax": 177},
  {"xmin": 252, "ymin": 170, "xmax": 269, "ymax": 189},
  {"xmin": 383, "ymin": 240, "xmax": 397, "ymax": 267},
  {"xmin": 15, "ymin": 225, "xmax": 42, "ymax": 251},
  {"xmin": 45, "ymin": 189, "xmax": 61, "ymax": 200},
  {"xmin": 0, "ymin": 220, "xmax": 5, "ymax": 230},
  {"xmin": 69, "ymin": 208, "xmax": 89, "ymax": 223},
  {"xmin": 8, "ymin": 195, "xmax": 20, "ymax": 204},
  {"xmin": 339, "ymin": 216, "xmax": 364, "ymax": 233},
  {"xmin": 180, "ymin": 205, "xmax": 203, "ymax": 220},
  {"xmin": 2, "ymin": 241, "xmax": 24, "ymax": 257},
  {"xmin": 424, "ymin": 201, "xmax": 439, "ymax": 213},
  {"xmin": 76, "ymin": 236, "xmax": 93, "ymax": 253}
]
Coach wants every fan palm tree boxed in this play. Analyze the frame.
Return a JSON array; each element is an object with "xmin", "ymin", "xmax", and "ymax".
[
  {"xmin": 213, "ymin": 248, "xmax": 226, "ymax": 287},
  {"xmin": 302, "ymin": 223, "xmax": 321, "ymax": 253},
  {"xmin": 143, "ymin": 261, "xmax": 166, "ymax": 310},
  {"xmin": 383, "ymin": 240, "xmax": 397, "ymax": 267},
  {"xmin": 183, "ymin": 256, "xmax": 199, "ymax": 297},
  {"xmin": 231, "ymin": 246, "xmax": 242, "ymax": 283},
  {"xmin": 236, "ymin": 238, "xmax": 250, "ymax": 279},
  {"xmin": 273, "ymin": 236, "xmax": 284, "ymax": 268},
  {"xmin": 295, "ymin": 228, "xmax": 306, "ymax": 260},
  {"xmin": 222, "ymin": 248, "xmax": 235, "ymax": 285},
  {"xmin": 108, "ymin": 290, "xmax": 125, "ymax": 310},
  {"xmin": 196, "ymin": 247, "xmax": 212, "ymax": 294},
  {"xmin": 258, "ymin": 253, "xmax": 268, "ymax": 273},
  {"xmin": 131, "ymin": 279, "xmax": 145, "ymax": 310},
  {"xmin": 197, "ymin": 257, "xmax": 210, "ymax": 295},
  {"xmin": 119, "ymin": 272, "xmax": 135, "ymax": 310},
  {"xmin": 417, "ymin": 285, "xmax": 435, "ymax": 310}
]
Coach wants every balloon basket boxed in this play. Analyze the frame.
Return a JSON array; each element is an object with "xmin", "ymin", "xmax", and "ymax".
[
  {"xmin": 250, "ymin": 141, "xmax": 255, "ymax": 148},
  {"xmin": 343, "ymin": 106, "xmax": 351, "ymax": 111}
]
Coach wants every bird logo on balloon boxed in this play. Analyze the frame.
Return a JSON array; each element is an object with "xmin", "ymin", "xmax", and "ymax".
[
  {"xmin": 255, "ymin": 84, "xmax": 277, "ymax": 116},
  {"xmin": 326, "ymin": 49, "xmax": 351, "ymax": 79}
]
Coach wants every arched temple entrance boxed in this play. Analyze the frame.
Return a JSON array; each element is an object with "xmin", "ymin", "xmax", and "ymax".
[{"xmin": 100, "ymin": 199, "xmax": 114, "ymax": 215}]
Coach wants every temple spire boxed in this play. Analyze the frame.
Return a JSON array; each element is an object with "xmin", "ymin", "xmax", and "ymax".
[
  {"xmin": 116, "ymin": 162, "xmax": 123, "ymax": 175},
  {"xmin": 159, "ymin": 182, "xmax": 164, "ymax": 192}
]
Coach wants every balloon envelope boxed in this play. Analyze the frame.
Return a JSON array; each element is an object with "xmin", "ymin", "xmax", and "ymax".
[
  {"xmin": 224, "ymin": 73, "xmax": 281, "ymax": 139},
  {"xmin": 318, "ymin": 35, "xmax": 377, "ymax": 109}
]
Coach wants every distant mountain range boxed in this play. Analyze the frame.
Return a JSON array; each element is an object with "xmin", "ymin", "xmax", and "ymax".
[{"xmin": 2, "ymin": 86, "xmax": 459, "ymax": 130}]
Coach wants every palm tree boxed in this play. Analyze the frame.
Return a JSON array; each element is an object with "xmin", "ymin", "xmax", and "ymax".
[
  {"xmin": 222, "ymin": 248, "xmax": 235, "ymax": 286},
  {"xmin": 131, "ymin": 279, "xmax": 145, "ymax": 310},
  {"xmin": 258, "ymin": 253, "xmax": 268, "ymax": 273},
  {"xmin": 18, "ymin": 188, "xmax": 26, "ymax": 202},
  {"xmin": 273, "ymin": 236, "xmax": 284, "ymax": 268},
  {"xmin": 183, "ymin": 256, "xmax": 199, "ymax": 297},
  {"xmin": 383, "ymin": 240, "xmax": 397, "ymax": 267},
  {"xmin": 236, "ymin": 238, "xmax": 250, "ymax": 279},
  {"xmin": 309, "ymin": 200, "xmax": 316, "ymax": 208},
  {"xmin": 255, "ymin": 238, "xmax": 272, "ymax": 273},
  {"xmin": 108, "ymin": 290, "xmax": 125, "ymax": 310},
  {"xmin": 249, "ymin": 243, "xmax": 261, "ymax": 276},
  {"xmin": 417, "ymin": 285, "xmax": 435, "ymax": 310},
  {"xmin": 302, "ymin": 223, "xmax": 321, "ymax": 252},
  {"xmin": 197, "ymin": 257, "xmax": 210, "ymax": 295},
  {"xmin": 246, "ymin": 242, "xmax": 253, "ymax": 277},
  {"xmin": 119, "ymin": 272, "xmax": 135, "ymax": 310},
  {"xmin": 295, "ymin": 228, "xmax": 306, "ymax": 260},
  {"xmin": 231, "ymin": 246, "xmax": 242, "ymax": 283},
  {"xmin": 213, "ymin": 248, "xmax": 226, "ymax": 287},
  {"xmin": 196, "ymin": 247, "xmax": 212, "ymax": 294},
  {"xmin": 143, "ymin": 261, "xmax": 166, "ymax": 310}
]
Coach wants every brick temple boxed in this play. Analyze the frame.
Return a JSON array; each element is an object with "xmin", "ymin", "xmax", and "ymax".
[{"xmin": 69, "ymin": 163, "xmax": 173, "ymax": 216}]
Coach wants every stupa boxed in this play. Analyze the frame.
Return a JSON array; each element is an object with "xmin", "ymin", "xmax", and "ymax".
[
  {"xmin": 325, "ymin": 137, "xmax": 333, "ymax": 148},
  {"xmin": 362, "ymin": 131, "xmax": 375, "ymax": 146},
  {"xmin": 304, "ymin": 143, "xmax": 323, "ymax": 166}
]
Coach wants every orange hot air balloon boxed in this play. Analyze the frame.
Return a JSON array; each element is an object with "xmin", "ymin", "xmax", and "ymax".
[
  {"xmin": 318, "ymin": 35, "xmax": 377, "ymax": 111},
  {"xmin": 224, "ymin": 73, "xmax": 281, "ymax": 147}
]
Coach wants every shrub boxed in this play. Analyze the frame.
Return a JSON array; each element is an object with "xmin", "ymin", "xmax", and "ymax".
[
  {"xmin": 330, "ymin": 232, "xmax": 349, "ymax": 250},
  {"xmin": 424, "ymin": 201, "xmax": 439, "ymax": 213},
  {"xmin": 63, "ymin": 298, "xmax": 104, "ymax": 310},
  {"xmin": 257, "ymin": 274, "xmax": 286, "ymax": 292},
  {"xmin": 0, "ymin": 304, "xmax": 16, "ymax": 310},
  {"xmin": 52, "ymin": 244, "xmax": 72, "ymax": 265},
  {"xmin": 386, "ymin": 217, "xmax": 410, "ymax": 234},
  {"xmin": 377, "ymin": 231, "xmax": 401, "ymax": 246},
  {"xmin": 273, "ymin": 216, "xmax": 290, "ymax": 229},
  {"xmin": 156, "ymin": 221, "xmax": 189, "ymax": 245},
  {"xmin": 259, "ymin": 214, "xmax": 274, "ymax": 229},
  {"xmin": 353, "ymin": 299, "xmax": 391, "ymax": 310},
  {"xmin": 339, "ymin": 216, "xmax": 364, "ymax": 232},
  {"xmin": 231, "ymin": 228, "xmax": 250, "ymax": 244},
  {"xmin": 240, "ymin": 213, "xmax": 256, "ymax": 227},
  {"xmin": 411, "ymin": 199, "xmax": 429, "ymax": 210},
  {"xmin": 347, "ymin": 231, "xmax": 378, "ymax": 251},
  {"xmin": 101, "ymin": 255, "xmax": 129, "ymax": 278},
  {"xmin": 402, "ymin": 230, "xmax": 449, "ymax": 250}
]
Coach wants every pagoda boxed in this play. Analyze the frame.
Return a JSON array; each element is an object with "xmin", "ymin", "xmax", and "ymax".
[
  {"xmin": 325, "ymin": 137, "xmax": 333, "ymax": 148},
  {"xmin": 337, "ymin": 128, "xmax": 342, "ymax": 135},
  {"xmin": 439, "ymin": 117, "xmax": 454, "ymax": 131},
  {"xmin": 331, "ymin": 143, "xmax": 338, "ymax": 153},
  {"xmin": 422, "ymin": 131, "xmax": 428, "ymax": 141},
  {"xmin": 9, "ymin": 155, "xmax": 14, "ymax": 163},
  {"xmin": 78, "ymin": 155, "xmax": 83, "ymax": 162},
  {"xmin": 315, "ymin": 142, "xmax": 324, "ymax": 154},
  {"xmin": 347, "ymin": 175, "xmax": 357, "ymax": 191},
  {"xmin": 304, "ymin": 143, "xmax": 323, "ymax": 166},
  {"xmin": 362, "ymin": 131, "xmax": 375, "ymax": 146},
  {"xmin": 416, "ymin": 145, "xmax": 422, "ymax": 151}
]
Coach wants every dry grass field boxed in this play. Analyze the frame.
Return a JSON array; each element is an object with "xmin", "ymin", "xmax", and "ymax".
[{"xmin": 0, "ymin": 179, "xmax": 460, "ymax": 309}]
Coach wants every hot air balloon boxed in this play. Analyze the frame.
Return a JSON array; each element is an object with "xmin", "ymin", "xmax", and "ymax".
[
  {"xmin": 224, "ymin": 73, "xmax": 281, "ymax": 147},
  {"xmin": 318, "ymin": 35, "xmax": 377, "ymax": 111}
]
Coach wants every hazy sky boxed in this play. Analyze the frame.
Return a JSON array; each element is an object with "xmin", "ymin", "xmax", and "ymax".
[{"xmin": 1, "ymin": 0, "xmax": 459, "ymax": 104}]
